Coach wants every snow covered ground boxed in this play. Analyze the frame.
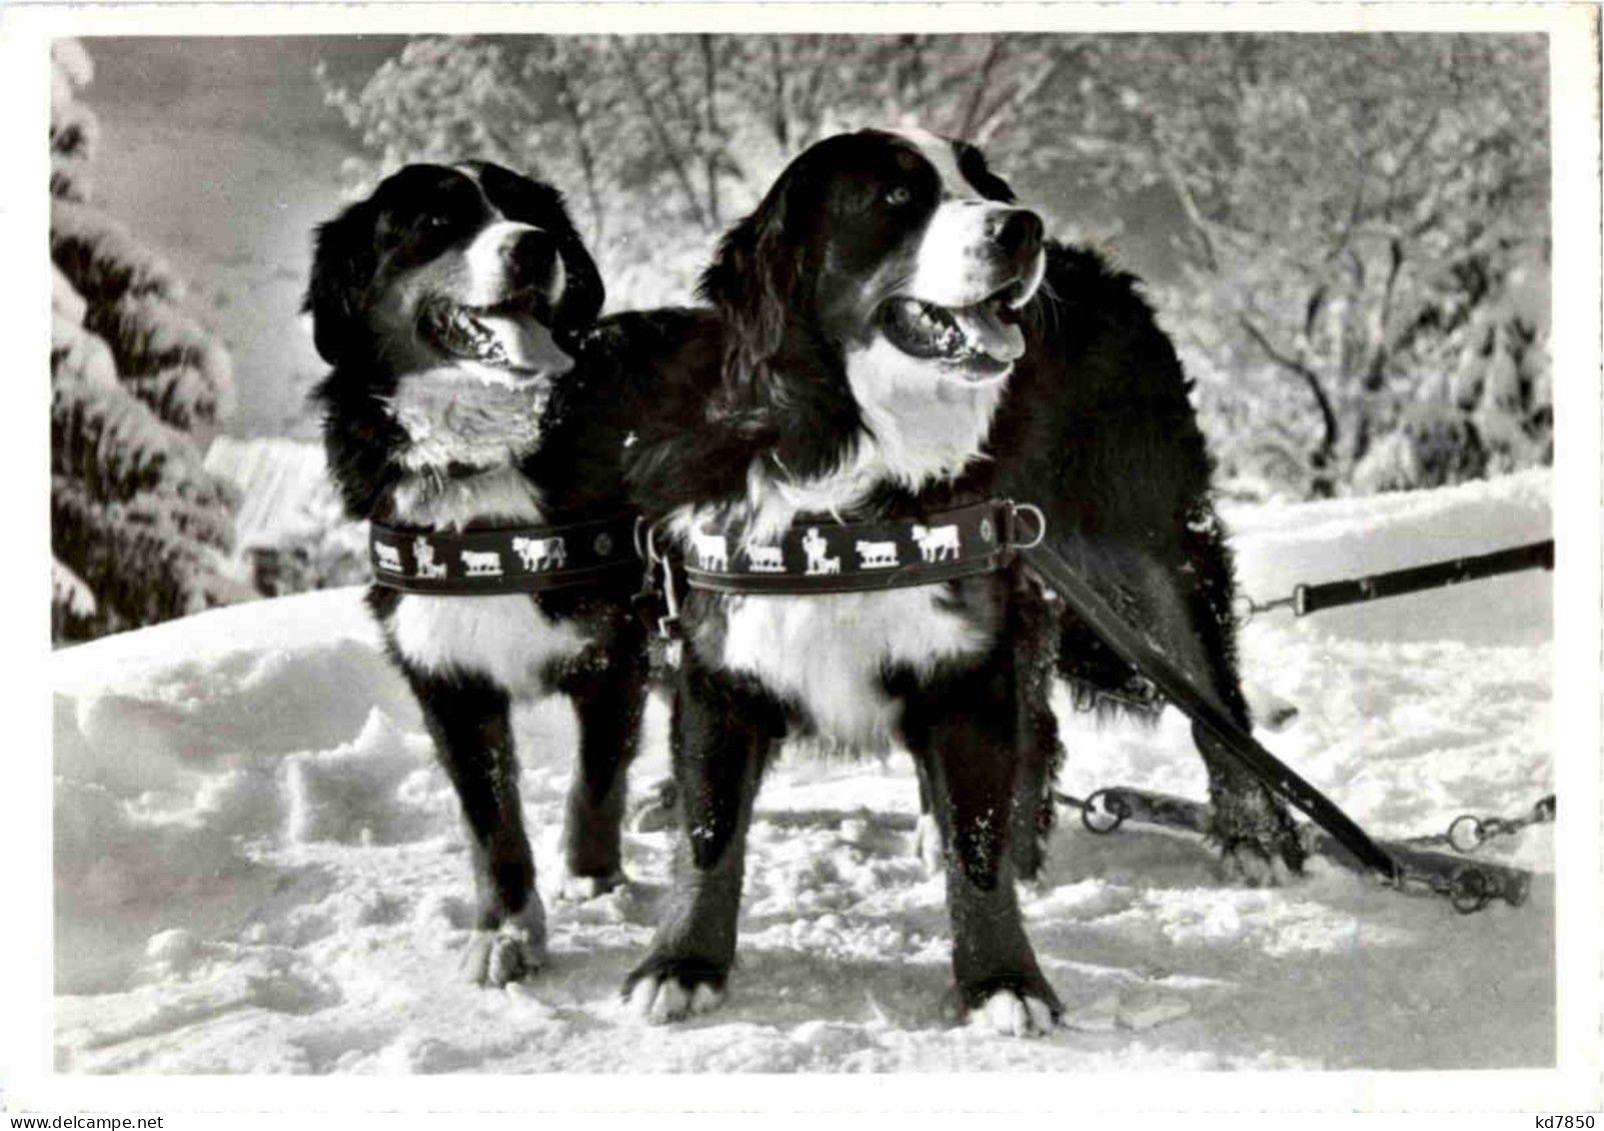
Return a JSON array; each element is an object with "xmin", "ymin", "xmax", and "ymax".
[{"xmin": 49, "ymin": 470, "xmax": 1556, "ymax": 1074}]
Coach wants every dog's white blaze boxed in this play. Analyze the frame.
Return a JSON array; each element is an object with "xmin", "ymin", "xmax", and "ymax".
[
  {"xmin": 889, "ymin": 128, "xmax": 1038, "ymax": 309},
  {"xmin": 392, "ymin": 593, "xmax": 585, "ymax": 691},
  {"xmin": 846, "ymin": 337, "xmax": 1007, "ymax": 487},
  {"xmin": 908, "ymin": 202, "xmax": 1021, "ymax": 308},
  {"xmin": 894, "ymin": 127, "xmax": 977, "ymax": 201},
  {"xmin": 461, "ymin": 220, "xmax": 546, "ymax": 306},
  {"xmin": 720, "ymin": 588, "xmax": 989, "ymax": 750}
]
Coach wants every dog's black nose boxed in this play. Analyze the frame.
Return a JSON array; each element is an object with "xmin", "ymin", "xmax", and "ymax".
[
  {"xmin": 990, "ymin": 209, "xmax": 1044, "ymax": 258},
  {"xmin": 507, "ymin": 228, "xmax": 562, "ymax": 301}
]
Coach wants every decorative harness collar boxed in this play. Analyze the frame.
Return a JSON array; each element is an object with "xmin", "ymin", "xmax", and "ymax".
[
  {"xmin": 369, "ymin": 513, "xmax": 639, "ymax": 596},
  {"xmin": 671, "ymin": 499, "xmax": 1045, "ymax": 597}
]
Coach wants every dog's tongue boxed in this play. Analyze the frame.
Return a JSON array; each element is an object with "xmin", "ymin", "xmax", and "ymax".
[
  {"xmin": 478, "ymin": 314, "xmax": 575, "ymax": 376},
  {"xmin": 951, "ymin": 302, "xmax": 1025, "ymax": 362}
]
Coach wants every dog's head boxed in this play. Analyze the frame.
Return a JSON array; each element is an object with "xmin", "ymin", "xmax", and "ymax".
[
  {"xmin": 305, "ymin": 161, "xmax": 603, "ymax": 390},
  {"xmin": 702, "ymin": 128, "xmax": 1044, "ymax": 393}
]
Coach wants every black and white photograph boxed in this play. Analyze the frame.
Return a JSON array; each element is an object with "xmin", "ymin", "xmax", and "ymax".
[{"xmin": 7, "ymin": 0, "xmax": 1601, "ymax": 1113}]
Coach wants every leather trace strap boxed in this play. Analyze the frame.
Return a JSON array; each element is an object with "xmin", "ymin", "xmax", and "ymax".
[
  {"xmin": 678, "ymin": 499, "xmax": 1043, "ymax": 595},
  {"xmin": 1017, "ymin": 539, "xmax": 1406, "ymax": 887},
  {"xmin": 369, "ymin": 513, "xmax": 639, "ymax": 596}
]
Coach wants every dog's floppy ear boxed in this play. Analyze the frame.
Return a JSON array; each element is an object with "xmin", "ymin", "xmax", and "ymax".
[
  {"xmin": 303, "ymin": 200, "xmax": 379, "ymax": 366},
  {"xmin": 471, "ymin": 161, "xmax": 605, "ymax": 337},
  {"xmin": 699, "ymin": 169, "xmax": 804, "ymax": 384}
]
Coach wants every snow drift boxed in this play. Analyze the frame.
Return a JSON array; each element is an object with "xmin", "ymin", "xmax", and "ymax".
[{"xmin": 51, "ymin": 470, "xmax": 1554, "ymax": 1073}]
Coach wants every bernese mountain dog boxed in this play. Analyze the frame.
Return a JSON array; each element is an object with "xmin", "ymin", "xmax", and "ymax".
[
  {"xmin": 614, "ymin": 129, "xmax": 1302, "ymax": 1035},
  {"xmin": 305, "ymin": 162, "xmax": 648, "ymax": 988}
]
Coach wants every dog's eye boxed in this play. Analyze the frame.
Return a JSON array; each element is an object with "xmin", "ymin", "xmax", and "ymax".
[
  {"xmin": 419, "ymin": 213, "xmax": 453, "ymax": 233},
  {"xmin": 883, "ymin": 185, "xmax": 912, "ymax": 207}
]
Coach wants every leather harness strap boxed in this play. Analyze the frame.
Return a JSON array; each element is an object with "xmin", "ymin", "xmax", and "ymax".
[
  {"xmin": 667, "ymin": 496, "xmax": 1428, "ymax": 898},
  {"xmin": 678, "ymin": 499, "xmax": 1036, "ymax": 595},
  {"xmin": 369, "ymin": 513, "xmax": 640, "ymax": 596}
]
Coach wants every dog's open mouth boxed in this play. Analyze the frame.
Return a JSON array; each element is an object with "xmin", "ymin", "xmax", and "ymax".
[
  {"xmin": 880, "ymin": 290, "xmax": 1026, "ymax": 377},
  {"xmin": 418, "ymin": 295, "xmax": 573, "ymax": 380}
]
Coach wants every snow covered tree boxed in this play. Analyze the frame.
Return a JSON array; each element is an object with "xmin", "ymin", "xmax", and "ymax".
[
  {"xmin": 50, "ymin": 39, "xmax": 245, "ymax": 642},
  {"xmin": 1046, "ymin": 34, "xmax": 1550, "ymax": 497}
]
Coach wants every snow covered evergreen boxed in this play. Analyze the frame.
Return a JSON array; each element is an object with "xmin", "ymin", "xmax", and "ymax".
[{"xmin": 50, "ymin": 39, "xmax": 245, "ymax": 642}]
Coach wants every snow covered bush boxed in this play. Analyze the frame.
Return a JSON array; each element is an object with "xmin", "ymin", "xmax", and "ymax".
[
  {"xmin": 50, "ymin": 39, "xmax": 247, "ymax": 643},
  {"xmin": 1352, "ymin": 401, "xmax": 1487, "ymax": 495}
]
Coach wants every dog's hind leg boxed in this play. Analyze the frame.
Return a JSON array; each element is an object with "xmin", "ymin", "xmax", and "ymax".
[
  {"xmin": 624, "ymin": 658, "xmax": 779, "ymax": 1024},
  {"xmin": 1010, "ymin": 694, "xmax": 1064, "ymax": 885},
  {"xmin": 1071, "ymin": 545, "xmax": 1308, "ymax": 885},
  {"xmin": 1163, "ymin": 527, "xmax": 1308, "ymax": 883},
  {"xmin": 410, "ymin": 669, "xmax": 545, "ymax": 987},
  {"xmin": 904, "ymin": 661, "xmax": 1061, "ymax": 1036},
  {"xmin": 557, "ymin": 632, "xmax": 649, "ymax": 901},
  {"xmin": 1195, "ymin": 723, "xmax": 1306, "ymax": 885}
]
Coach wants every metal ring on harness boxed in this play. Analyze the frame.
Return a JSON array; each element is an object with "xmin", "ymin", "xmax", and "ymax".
[
  {"xmin": 1009, "ymin": 502, "xmax": 1048, "ymax": 551},
  {"xmin": 1080, "ymin": 788, "xmax": 1129, "ymax": 834},
  {"xmin": 634, "ymin": 515, "xmax": 667, "ymax": 567},
  {"xmin": 1449, "ymin": 866, "xmax": 1493, "ymax": 914},
  {"xmin": 1447, "ymin": 814, "xmax": 1487, "ymax": 854}
]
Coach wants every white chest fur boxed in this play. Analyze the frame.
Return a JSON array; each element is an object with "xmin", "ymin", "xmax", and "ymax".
[
  {"xmin": 718, "ymin": 587, "xmax": 992, "ymax": 750},
  {"xmin": 390, "ymin": 465, "xmax": 544, "ymax": 530},
  {"xmin": 384, "ymin": 464, "xmax": 583, "ymax": 694},
  {"xmin": 390, "ymin": 593, "xmax": 585, "ymax": 694}
]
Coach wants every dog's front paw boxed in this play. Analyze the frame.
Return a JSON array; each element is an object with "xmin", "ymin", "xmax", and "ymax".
[
  {"xmin": 623, "ymin": 958, "xmax": 727, "ymax": 1024},
  {"xmin": 971, "ymin": 987, "xmax": 1059, "ymax": 1038},
  {"xmin": 960, "ymin": 974, "xmax": 1061, "ymax": 1037},
  {"xmin": 1217, "ymin": 838, "xmax": 1301, "ymax": 887},
  {"xmin": 461, "ymin": 904, "xmax": 546, "ymax": 987},
  {"xmin": 1208, "ymin": 786, "xmax": 1306, "ymax": 886},
  {"xmin": 556, "ymin": 868, "xmax": 627, "ymax": 904}
]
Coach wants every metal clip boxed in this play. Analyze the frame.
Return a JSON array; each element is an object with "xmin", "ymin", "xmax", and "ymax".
[
  {"xmin": 658, "ymin": 556, "xmax": 682, "ymax": 641},
  {"xmin": 636, "ymin": 518, "xmax": 683, "ymax": 641}
]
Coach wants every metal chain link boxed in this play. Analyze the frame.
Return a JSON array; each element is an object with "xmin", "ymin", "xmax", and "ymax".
[
  {"xmin": 1403, "ymin": 794, "xmax": 1555, "ymax": 854},
  {"xmin": 1055, "ymin": 788, "xmax": 1547, "ymax": 914},
  {"xmin": 1232, "ymin": 592, "xmax": 1298, "ymax": 625}
]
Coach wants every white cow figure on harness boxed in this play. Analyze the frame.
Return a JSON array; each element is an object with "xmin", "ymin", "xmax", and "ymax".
[
  {"xmin": 855, "ymin": 539, "xmax": 899, "ymax": 569},
  {"xmin": 374, "ymin": 541, "xmax": 404, "ymax": 573},
  {"xmin": 461, "ymin": 549, "xmax": 504, "ymax": 577},
  {"xmin": 801, "ymin": 527, "xmax": 840, "ymax": 575},
  {"xmin": 911, "ymin": 523, "xmax": 960, "ymax": 563},
  {"xmin": 745, "ymin": 544, "xmax": 784, "ymax": 573},
  {"xmin": 692, "ymin": 530, "xmax": 729, "ymax": 571},
  {"xmin": 512, "ymin": 534, "xmax": 567, "ymax": 573},
  {"xmin": 413, "ymin": 537, "xmax": 448, "ymax": 579}
]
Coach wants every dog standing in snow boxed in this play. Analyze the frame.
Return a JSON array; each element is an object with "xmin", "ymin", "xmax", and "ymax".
[
  {"xmin": 617, "ymin": 130, "xmax": 1293, "ymax": 1034},
  {"xmin": 307, "ymin": 162, "xmax": 646, "ymax": 989}
]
